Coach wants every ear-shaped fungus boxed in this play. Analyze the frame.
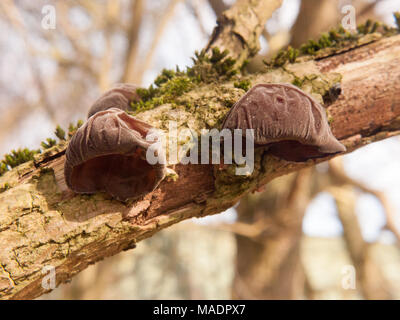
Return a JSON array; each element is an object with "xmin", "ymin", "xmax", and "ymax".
[
  {"xmin": 222, "ymin": 83, "xmax": 346, "ymax": 162},
  {"xmin": 87, "ymin": 83, "xmax": 140, "ymax": 118},
  {"xmin": 65, "ymin": 108, "xmax": 165, "ymax": 201}
]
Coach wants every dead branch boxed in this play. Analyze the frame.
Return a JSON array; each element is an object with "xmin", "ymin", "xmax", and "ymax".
[
  {"xmin": 206, "ymin": 0, "xmax": 283, "ymax": 66},
  {"xmin": 1, "ymin": 1, "xmax": 400, "ymax": 299}
]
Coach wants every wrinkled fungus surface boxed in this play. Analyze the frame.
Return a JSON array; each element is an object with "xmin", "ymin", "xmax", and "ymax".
[{"xmin": 222, "ymin": 83, "xmax": 346, "ymax": 162}]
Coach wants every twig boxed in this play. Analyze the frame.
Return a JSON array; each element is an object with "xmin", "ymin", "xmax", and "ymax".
[
  {"xmin": 1, "ymin": 0, "xmax": 57, "ymax": 124},
  {"xmin": 136, "ymin": 0, "xmax": 183, "ymax": 84},
  {"xmin": 122, "ymin": 0, "xmax": 144, "ymax": 83}
]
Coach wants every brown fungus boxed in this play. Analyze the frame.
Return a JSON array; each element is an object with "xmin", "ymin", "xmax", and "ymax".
[
  {"xmin": 87, "ymin": 83, "xmax": 140, "ymax": 118},
  {"xmin": 65, "ymin": 108, "xmax": 166, "ymax": 201},
  {"xmin": 222, "ymin": 83, "xmax": 346, "ymax": 162}
]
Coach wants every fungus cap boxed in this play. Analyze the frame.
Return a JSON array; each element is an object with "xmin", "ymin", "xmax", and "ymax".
[
  {"xmin": 65, "ymin": 108, "xmax": 165, "ymax": 201},
  {"xmin": 87, "ymin": 83, "xmax": 140, "ymax": 118},
  {"xmin": 222, "ymin": 83, "xmax": 346, "ymax": 162}
]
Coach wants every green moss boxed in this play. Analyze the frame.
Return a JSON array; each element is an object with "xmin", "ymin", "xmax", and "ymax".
[
  {"xmin": 130, "ymin": 48, "xmax": 240, "ymax": 114},
  {"xmin": 0, "ymin": 119, "xmax": 85, "ymax": 177},
  {"xmin": 154, "ymin": 68, "xmax": 177, "ymax": 87},
  {"xmin": 395, "ymin": 12, "xmax": 400, "ymax": 31},
  {"xmin": 0, "ymin": 182, "xmax": 10, "ymax": 193},
  {"xmin": 357, "ymin": 19, "xmax": 380, "ymax": 34},
  {"xmin": 40, "ymin": 167, "xmax": 54, "ymax": 174},
  {"xmin": 135, "ymin": 86, "xmax": 158, "ymax": 102},
  {"xmin": 0, "ymin": 162, "xmax": 6, "ymax": 175},
  {"xmin": 265, "ymin": 46, "xmax": 299, "ymax": 67},
  {"xmin": 300, "ymin": 26, "xmax": 354, "ymax": 55},
  {"xmin": 223, "ymin": 98, "xmax": 235, "ymax": 109},
  {"xmin": 55, "ymin": 125, "xmax": 66, "ymax": 140},
  {"xmin": 186, "ymin": 48, "xmax": 237, "ymax": 83},
  {"xmin": 299, "ymin": 19, "xmax": 396, "ymax": 57},
  {"xmin": 213, "ymin": 150, "xmax": 263, "ymax": 201},
  {"xmin": 208, "ymin": 47, "xmax": 237, "ymax": 77},
  {"xmin": 264, "ymin": 17, "xmax": 397, "ymax": 68},
  {"xmin": 240, "ymin": 59, "xmax": 249, "ymax": 72},
  {"xmin": 41, "ymin": 138, "xmax": 57, "ymax": 149},
  {"xmin": 131, "ymin": 76, "xmax": 194, "ymax": 113},
  {"xmin": 234, "ymin": 79, "xmax": 251, "ymax": 91},
  {"xmin": 163, "ymin": 77, "xmax": 193, "ymax": 98},
  {"xmin": 68, "ymin": 120, "xmax": 83, "ymax": 138},
  {"xmin": 291, "ymin": 76, "xmax": 304, "ymax": 87},
  {"xmin": 0, "ymin": 148, "xmax": 39, "ymax": 176}
]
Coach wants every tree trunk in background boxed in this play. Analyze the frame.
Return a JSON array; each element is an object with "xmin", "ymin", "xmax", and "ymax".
[
  {"xmin": 290, "ymin": 0, "xmax": 340, "ymax": 48},
  {"xmin": 233, "ymin": 169, "xmax": 312, "ymax": 299},
  {"xmin": 208, "ymin": 0, "xmax": 228, "ymax": 18},
  {"xmin": 328, "ymin": 159, "xmax": 394, "ymax": 300}
]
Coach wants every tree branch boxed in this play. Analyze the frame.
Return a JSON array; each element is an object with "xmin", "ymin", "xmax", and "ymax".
[
  {"xmin": 329, "ymin": 185, "xmax": 393, "ymax": 299},
  {"xmin": 1, "ymin": 14, "xmax": 400, "ymax": 300},
  {"xmin": 206, "ymin": 0, "xmax": 283, "ymax": 66},
  {"xmin": 122, "ymin": 0, "xmax": 144, "ymax": 83},
  {"xmin": 135, "ymin": 0, "xmax": 183, "ymax": 84}
]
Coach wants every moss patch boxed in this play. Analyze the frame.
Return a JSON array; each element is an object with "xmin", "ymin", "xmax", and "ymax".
[
  {"xmin": 130, "ymin": 48, "xmax": 239, "ymax": 115},
  {"xmin": 0, "ymin": 119, "xmax": 83, "ymax": 178},
  {"xmin": 265, "ymin": 46, "xmax": 299, "ymax": 68},
  {"xmin": 265, "ymin": 15, "xmax": 400, "ymax": 68},
  {"xmin": 234, "ymin": 79, "xmax": 251, "ymax": 91},
  {"xmin": 395, "ymin": 12, "xmax": 400, "ymax": 30},
  {"xmin": 0, "ymin": 149, "xmax": 39, "ymax": 176}
]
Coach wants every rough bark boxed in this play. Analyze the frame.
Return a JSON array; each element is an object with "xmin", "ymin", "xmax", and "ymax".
[
  {"xmin": 1, "ymin": 6, "xmax": 400, "ymax": 300},
  {"xmin": 206, "ymin": 0, "xmax": 283, "ymax": 66}
]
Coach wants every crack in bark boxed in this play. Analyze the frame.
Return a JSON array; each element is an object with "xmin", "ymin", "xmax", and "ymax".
[{"xmin": 0, "ymin": 263, "xmax": 16, "ymax": 287}]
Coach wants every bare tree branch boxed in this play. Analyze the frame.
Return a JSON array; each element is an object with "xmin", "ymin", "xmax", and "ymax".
[
  {"xmin": 233, "ymin": 169, "xmax": 312, "ymax": 299},
  {"xmin": 206, "ymin": 0, "xmax": 283, "ymax": 66},
  {"xmin": 329, "ymin": 185, "xmax": 393, "ymax": 299},
  {"xmin": 329, "ymin": 158, "xmax": 400, "ymax": 244},
  {"xmin": 122, "ymin": 0, "xmax": 144, "ymax": 83},
  {"xmin": 0, "ymin": 0, "xmax": 57, "ymax": 124},
  {"xmin": 135, "ymin": 0, "xmax": 183, "ymax": 84},
  {"xmin": 207, "ymin": 0, "xmax": 228, "ymax": 18},
  {"xmin": 290, "ymin": 0, "xmax": 340, "ymax": 49}
]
